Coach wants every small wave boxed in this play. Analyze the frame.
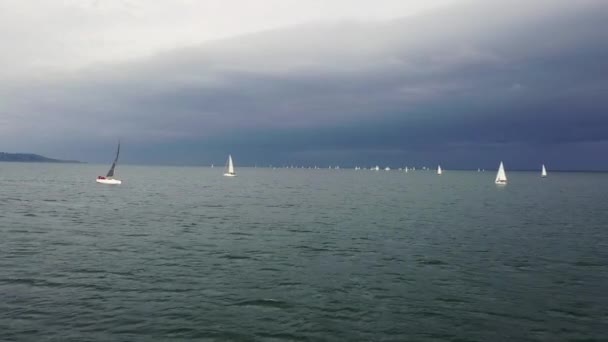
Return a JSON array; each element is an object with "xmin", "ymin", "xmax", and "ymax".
[
  {"xmin": 255, "ymin": 332, "xmax": 309, "ymax": 341},
  {"xmin": 50, "ymin": 241, "xmax": 74, "ymax": 246},
  {"xmin": 287, "ymin": 229, "xmax": 314, "ymax": 233},
  {"xmin": 474, "ymin": 310, "xmax": 545, "ymax": 323},
  {"xmin": 295, "ymin": 245, "xmax": 329, "ymax": 252},
  {"xmin": 232, "ymin": 299, "xmax": 291, "ymax": 309},
  {"xmin": 417, "ymin": 258, "xmax": 447, "ymax": 266},
  {"xmin": 72, "ymin": 268, "xmax": 104, "ymax": 274},
  {"xmin": 381, "ymin": 256, "xmax": 402, "ymax": 262},
  {"xmin": 547, "ymin": 308, "xmax": 590, "ymax": 319},
  {"xmin": 202, "ymin": 204, "xmax": 224, "ymax": 208},
  {"xmin": 319, "ymin": 306, "xmax": 360, "ymax": 314},
  {"xmin": 228, "ymin": 231, "xmax": 253, "ymax": 236},
  {"xmin": 278, "ymin": 281, "xmax": 301, "ymax": 286},
  {"xmin": 1, "ymin": 278, "xmax": 110, "ymax": 291},
  {"xmin": 572, "ymin": 260, "xmax": 605, "ymax": 267},
  {"xmin": 436, "ymin": 296, "xmax": 468, "ymax": 304},
  {"xmin": 413, "ymin": 310, "xmax": 449, "ymax": 318},
  {"xmin": 221, "ymin": 254, "xmax": 252, "ymax": 260}
]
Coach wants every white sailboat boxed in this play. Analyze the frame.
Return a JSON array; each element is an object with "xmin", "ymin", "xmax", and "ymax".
[
  {"xmin": 437, "ymin": 165, "xmax": 443, "ymax": 175},
  {"xmin": 223, "ymin": 154, "xmax": 236, "ymax": 177},
  {"xmin": 96, "ymin": 141, "xmax": 122, "ymax": 185},
  {"xmin": 405, "ymin": 166, "xmax": 409, "ymax": 173},
  {"xmin": 541, "ymin": 164, "xmax": 547, "ymax": 178},
  {"xmin": 495, "ymin": 161, "xmax": 507, "ymax": 185},
  {"xmin": 384, "ymin": 166, "xmax": 391, "ymax": 171}
]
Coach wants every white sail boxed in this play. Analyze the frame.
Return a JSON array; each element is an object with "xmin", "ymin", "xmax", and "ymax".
[
  {"xmin": 405, "ymin": 166, "xmax": 409, "ymax": 173},
  {"xmin": 437, "ymin": 165, "xmax": 442, "ymax": 175},
  {"xmin": 541, "ymin": 164, "xmax": 547, "ymax": 177},
  {"xmin": 495, "ymin": 161, "xmax": 507, "ymax": 184},
  {"xmin": 224, "ymin": 154, "xmax": 236, "ymax": 176}
]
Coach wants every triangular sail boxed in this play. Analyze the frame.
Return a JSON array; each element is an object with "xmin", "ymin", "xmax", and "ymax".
[
  {"xmin": 437, "ymin": 165, "xmax": 442, "ymax": 175},
  {"xmin": 495, "ymin": 161, "xmax": 507, "ymax": 183},
  {"xmin": 106, "ymin": 141, "xmax": 120, "ymax": 177},
  {"xmin": 226, "ymin": 155, "xmax": 235, "ymax": 174},
  {"xmin": 541, "ymin": 164, "xmax": 547, "ymax": 177}
]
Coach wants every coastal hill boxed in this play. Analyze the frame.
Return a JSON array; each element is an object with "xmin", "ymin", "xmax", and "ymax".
[{"xmin": 0, "ymin": 152, "xmax": 81, "ymax": 163}]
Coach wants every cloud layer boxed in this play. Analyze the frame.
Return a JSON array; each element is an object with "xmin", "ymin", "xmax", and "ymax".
[{"xmin": 1, "ymin": 0, "xmax": 607, "ymax": 169}]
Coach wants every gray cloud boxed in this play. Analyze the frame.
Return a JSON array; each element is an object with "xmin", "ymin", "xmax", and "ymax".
[{"xmin": 1, "ymin": 0, "xmax": 607, "ymax": 169}]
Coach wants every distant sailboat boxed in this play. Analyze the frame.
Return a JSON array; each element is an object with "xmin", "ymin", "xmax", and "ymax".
[
  {"xmin": 96, "ymin": 141, "xmax": 122, "ymax": 185},
  {"xmin": 405, "ymin": 166, "xmax": 409, "ymax": 173},
  {"xmin": 541, "ymin": 164, "xmax": 547, "ymax": 178},
  {"xmin": 384, "ymin": 166, "xmax": 390, "ymax": 171},
  {"xmin": 495, "ymin": 161, "xmax": 507, "ymax": 185},
  {"xmin": 437, "ymin": 165, "xmax": 442, "ymax": 175},
  {"xmin": 372, "ymin": 165, "xmax": 380, "ymax": 171},
  {"xmin": 223, "ymin": 154, "xmax": 236, "ymax": 177}
]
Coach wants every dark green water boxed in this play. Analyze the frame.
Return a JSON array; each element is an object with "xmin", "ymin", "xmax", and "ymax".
[{"xmin": 1, "ymin": 163, "xmax": 607, "ymax": 341}]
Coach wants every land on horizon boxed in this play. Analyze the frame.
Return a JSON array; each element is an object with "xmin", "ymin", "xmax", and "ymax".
[{"xmin": 0, "ymin": 152, "xmax": 82, "ymax": 164}]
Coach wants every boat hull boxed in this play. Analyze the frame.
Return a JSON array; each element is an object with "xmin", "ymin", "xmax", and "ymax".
[
  {"xmin": 96, "ymin": 178, "xmax": 122, "ymax": 185},
  {"xmin": 223, "ymin": 173, "xmax": 236, "ymax": 177},
  {"xmin": 495, "ymin": 180, "xmax": 507, "ymax": 185}
]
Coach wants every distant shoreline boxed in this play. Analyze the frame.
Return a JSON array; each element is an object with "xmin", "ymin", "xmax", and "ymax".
[
  {"xmin": 0, "ymin": 152, "xmax": 82, "ymax": 164},
  {"xmin": 0, "ymin": 157, "xmax": 605, "ymax": 172}
]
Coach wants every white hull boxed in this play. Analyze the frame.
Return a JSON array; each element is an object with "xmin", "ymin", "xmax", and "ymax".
[
  {"xmin": 96, "ymin": 178, "xmax": 122, "ymax": 185},
  {"xmin": 495, "ymin": 180, "xmax": 507, "ymax": 185},
  {"xmin": 223, "ymin": 173, "xmax": 236, "ymax": 177}
]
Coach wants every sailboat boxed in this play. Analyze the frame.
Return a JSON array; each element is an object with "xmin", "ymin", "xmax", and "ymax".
[
  {"xmin": 96, "ymin": 141, "xmax": 122, "ymax": 185},
  {"xmin": 541, "ymin": 164, "xmax": 547, "ymax": 178},
  {"xmin": 437, "ymin": 165, "xmax": 443, "ymax": 175},
  {"xmin": 223, "ymin": 154, "xmax": 236, "ymax": 177},
  {"xmin": 495, "ymin": 161, "xmax": 507, "ymax": 185}
]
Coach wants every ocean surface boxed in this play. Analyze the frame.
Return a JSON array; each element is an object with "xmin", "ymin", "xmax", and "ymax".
[{"xmin": 1, "ymin": 163, "xmax": 607, "ymax": 341}]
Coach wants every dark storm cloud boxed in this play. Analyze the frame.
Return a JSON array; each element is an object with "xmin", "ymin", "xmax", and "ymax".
[{"xmin": 1, "ymin": 0, "xmax": 607, "ymax": 168}]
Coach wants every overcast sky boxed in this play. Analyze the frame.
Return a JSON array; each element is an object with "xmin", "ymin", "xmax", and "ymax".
[{"xmin": 1, "ymin": 0, "xmax": 607, "ymax": 169}]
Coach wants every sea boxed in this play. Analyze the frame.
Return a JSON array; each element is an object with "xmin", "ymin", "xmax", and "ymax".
[{"xmin": 1, "ymin": 163, "xmax": 607, "ymax": 341}]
